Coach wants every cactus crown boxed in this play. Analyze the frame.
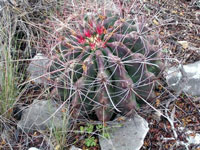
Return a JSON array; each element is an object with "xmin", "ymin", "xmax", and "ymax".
[{"xmin": 49, "ymin": 12, "xmax": 163, "ymax": 121}]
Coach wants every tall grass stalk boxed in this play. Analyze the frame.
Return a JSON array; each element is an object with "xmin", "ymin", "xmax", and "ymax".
[{"xmin": 0, "ymin": 45, "xmax": 18, "ymax": 118}]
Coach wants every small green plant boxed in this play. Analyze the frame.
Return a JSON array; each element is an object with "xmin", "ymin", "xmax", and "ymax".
[
  {"xmin": 84, "ymin": 137, "xmax": 97, "ymax": 147},
  {"xmin": 80, "ymin": 123, "xmax": 94, "ymax": 134},
  {"xmin": 80, "ymin": 123, "xmax": 111, "ymax": 147},
  {"xmin": 79, "ymin": 123, "xmax": 110, "ymax": 139},
  {"xmin": 96, "ymin": 124, "xmax": 110, "ymax": 139}
]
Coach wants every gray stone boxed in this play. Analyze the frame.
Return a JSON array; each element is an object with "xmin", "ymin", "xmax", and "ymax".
[
  {"xmin": 17, "ymin": 100, "xmax": 68, "ymax": 133},
  {"xmin": 165, "ymin": 61, "xmax": 200, "ymax": 96},
  {"xmin": 28, "ymin": 148, "xmax": 40, "ymax": 150},
  {"xmin": 100, "ymin": 0, "xmax": 119, "ymax": 14},
  {"xmin": 27, "ymin": 53, "xmax": 51, "ymax": 85},
  {"xmin": 99, "ymin": 114, "xmax": 149, "ymax": 150},
  {"xmin": 69, "ymin": 146, "xmax": 82, "ymax": 150}
]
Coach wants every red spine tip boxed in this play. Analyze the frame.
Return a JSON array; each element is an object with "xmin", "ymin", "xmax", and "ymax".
[
  {"xmin": 84, "ymin": 30, "xmax": 92, "ymax": 38},
  {"xmin": 96, "ymin": 25, "xmax": 104, "ymax": 35},
  {"xmin": 77, "ymin": 36, "xmax": 85, "ymax": 44},
  {"xmin": 90, "ymin": 43, "xmax": 96, "ymax": 49}
]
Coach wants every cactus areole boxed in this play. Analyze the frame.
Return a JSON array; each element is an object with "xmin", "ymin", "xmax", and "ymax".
[{"xmin": 50, "ymin": 13, "xmax": 163, "ymax": 122}]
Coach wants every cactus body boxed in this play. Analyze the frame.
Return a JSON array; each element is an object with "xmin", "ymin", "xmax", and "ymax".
[{"xmin": 50, "ymin": 13, "xmax": 163, "ymax": 121}]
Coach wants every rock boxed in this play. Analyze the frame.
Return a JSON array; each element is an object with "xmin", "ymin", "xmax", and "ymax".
[
  {"xmin": 99, "ymin": 114, "xmax": 149, "ymax": 150},
  {"xmin": 165, "ymin": 61, "xmax": 200, "ymax": 96},
  {"xmin": 17, "ymin": 99, "xmax": 68, "ymax": 133},
  {"xmin": 186, "ymin": 131, "xmax": 200, "ymax": 145},
  {"xmin": 97, "ymin": 0, "xmax": 119, "ymax": 14},
  {"xmin": 195, "ymin": 0, "xmax": 200, "ymax": 8},
  {"xmin": 28, "ymin": 148, "xmax": 40, "ymax": 150},
  {"xmin": 195, "ymin": 10, "xmax": 200, "ymax": 21},
  {"xmin": 27, "ymin": 53, "xmax": 51, "ymax": 85},
  {"xmin": 69, "ymin": 145, "xmax": 82, "ymax": 150},
  {"xmin": 177, "ymin": 128, "xmax": 200, "ymax": 149}
]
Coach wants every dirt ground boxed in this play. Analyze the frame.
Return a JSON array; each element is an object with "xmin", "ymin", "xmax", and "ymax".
[{"xmin": 140, "ymin": 0, "xmax": 200, "ymax": 149}]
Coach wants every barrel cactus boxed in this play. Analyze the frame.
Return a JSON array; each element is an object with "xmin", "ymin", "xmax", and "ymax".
[{"xmin": 49, "ymin": 13, "xmax": 163, "ymax": 122}]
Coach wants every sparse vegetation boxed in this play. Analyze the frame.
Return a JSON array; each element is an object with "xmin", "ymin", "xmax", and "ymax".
[{"xmin": 0, "ymin": 0, "xmax": 199, "ymax": 149}]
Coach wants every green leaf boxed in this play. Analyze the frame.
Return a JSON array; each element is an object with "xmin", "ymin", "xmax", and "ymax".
[
  {"xmin": 102, "ymin": 132, "xmax": 110, "ymax": 139},
  {"xmin": 80, "ymin": 126, "xmax": 85, "ymax": 134},
  {"xmin": 86, "ymin": 124, "xmax": 94, "ymax": 134},
  {"xmin": 85, "ymin": 137, "xmax": 96, "ymax": 147}
]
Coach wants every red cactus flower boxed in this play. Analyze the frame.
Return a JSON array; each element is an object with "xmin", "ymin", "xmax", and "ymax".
[
  {"xmin": 77, "ymin": 36, "xmax": 85, "ymax": 44},
  {"xmin": 89, "ymin": 43, "xmax": 96, "ymax": 49},
  {"xmin": 84, "ymin": 29, "xmax": 92, "ymax": 38},
  {"xmin": 96, "ymin": 25, "xmax": 104, "ymax": 35}
]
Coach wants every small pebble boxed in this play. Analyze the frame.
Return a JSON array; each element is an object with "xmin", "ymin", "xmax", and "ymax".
[{"xmin": 28, "ymin": 148, "xmax": 40, "ymax": 150}]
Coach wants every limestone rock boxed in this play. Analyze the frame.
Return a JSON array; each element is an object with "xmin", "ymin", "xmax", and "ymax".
[
  {"xmin": 99, "ymin": 114, "xmax": 149, "ymax": 150},
  {"xmin": 165, "ymin": 61, "xmax": 200, "ymax": 96},
  {"xmin": 69, "ymin": 146, "xmax": 82, "ymax": 150},
  {"xmin": 27, "ymin": 53, "xmax": 51, "ymax": 85},
  {"xmin": 28, "ymin": 148, "xmax": 40, "ymax": 150},
  {"xmin": 17, "ymin": 99, "xmax": 68, "ymax": 133}
]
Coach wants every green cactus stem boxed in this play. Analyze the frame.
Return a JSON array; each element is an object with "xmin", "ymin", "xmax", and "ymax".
[{"xmin": 49, "ymin": 13, "xmax": 163, "ymax": 121}]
